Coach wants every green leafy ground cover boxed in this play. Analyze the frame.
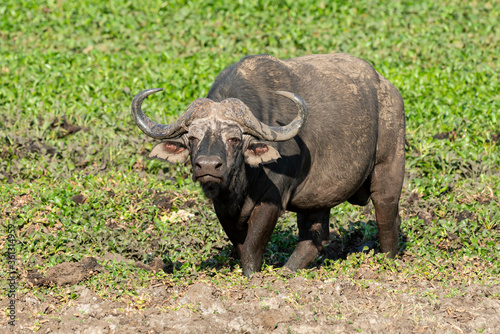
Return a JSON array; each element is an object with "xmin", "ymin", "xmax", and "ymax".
[{"xmin": 1, "ymin": 0, "xmax": 499, "ymax": 332}]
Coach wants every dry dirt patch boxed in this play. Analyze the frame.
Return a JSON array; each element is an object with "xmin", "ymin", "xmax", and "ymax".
[{"xmin": 2, "ymin": 257, "xmax": 499, "ymax": 333}]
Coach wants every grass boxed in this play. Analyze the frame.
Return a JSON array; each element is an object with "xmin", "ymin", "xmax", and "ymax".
[{"xmin": 1, "ymin": 0, "xmax": 499, "ymax": 308}]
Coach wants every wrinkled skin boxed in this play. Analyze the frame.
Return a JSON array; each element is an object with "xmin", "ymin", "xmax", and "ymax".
[{"xmin": 136, "ymin": 53, "xmax": 405, "ymax": 277}]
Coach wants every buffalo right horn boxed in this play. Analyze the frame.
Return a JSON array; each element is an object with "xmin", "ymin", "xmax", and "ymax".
[{"xmin": 220, "ymin": 91, "xmax": 309, "ymax": 141}]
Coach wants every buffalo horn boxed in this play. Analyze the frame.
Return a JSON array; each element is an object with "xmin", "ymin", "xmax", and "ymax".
[
  {"xmin": 131, "ymin": 88, "xmax": 191, "ymax": 139},
  {"xmin": 223, "ymin": 91, "xmax": 309, "ymax": 141}
]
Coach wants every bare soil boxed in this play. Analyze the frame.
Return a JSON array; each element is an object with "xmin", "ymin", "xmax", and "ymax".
[{"xmin": 2, "ymin": 257, "xmax": 499, "ymax": 333}]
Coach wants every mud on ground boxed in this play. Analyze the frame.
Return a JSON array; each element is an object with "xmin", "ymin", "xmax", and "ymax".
[{"xmin": 2, "ymin": 256, "xmax": 499, "ymax": 334}]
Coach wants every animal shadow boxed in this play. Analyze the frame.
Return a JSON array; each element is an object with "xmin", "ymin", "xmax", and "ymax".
[{"xmin": 320, "ymin": 219, "xmax": 408, "ymax": 264}]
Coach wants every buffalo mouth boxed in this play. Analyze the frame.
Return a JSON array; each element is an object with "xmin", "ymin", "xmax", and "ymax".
[
  {"xmin": 196, "ymin": 175, "xmax": 224, "ymax": 198},
  {"xmin": 195, "ymin": 174, "xmax": 223, "ymax": 184}
]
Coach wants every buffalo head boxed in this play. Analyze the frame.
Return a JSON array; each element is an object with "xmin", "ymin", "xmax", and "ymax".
[{"xmin": 131, "ymin": 88, "xmax": 308, "ymax": 198}]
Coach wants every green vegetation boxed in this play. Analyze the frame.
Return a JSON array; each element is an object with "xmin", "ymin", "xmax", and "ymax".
[{"xmin": 1, "ymin": 0, "xmax": 499, "ymax": 302}]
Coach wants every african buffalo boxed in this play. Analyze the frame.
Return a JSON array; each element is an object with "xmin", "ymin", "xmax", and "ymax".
[{"xmin": 132, "ymin": 53, "xmax": 405, "ymax": 277}]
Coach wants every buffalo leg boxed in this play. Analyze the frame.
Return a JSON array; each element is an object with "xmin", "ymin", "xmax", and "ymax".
[
  {"xmin": 236, "ymin": 202, "xmax": 280, "ymax": 277},
  {"xmin": 371, "ymin": 196, "xmax": 400, "ymax": 257},
  {"xmin": 370, "ymin": 159, "xmax": 404, "ymax": 257},
  {"xmin": 370, "ymin": 153, "xmax": 404, "ymax": 257},
  {"xmin": 285, "ymin": 210, "xmax": 330, "ymax": 271}
]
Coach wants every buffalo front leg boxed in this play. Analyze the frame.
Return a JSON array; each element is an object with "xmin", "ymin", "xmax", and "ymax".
[
  {"xmin": 236, "ymin": 202, "xmax": 280, "ymax": 277},
  {"xmin": 285, "ymin": 210, "xmax": 330, "ymax": 271}
]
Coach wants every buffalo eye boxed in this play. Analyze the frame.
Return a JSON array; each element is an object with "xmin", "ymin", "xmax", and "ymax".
[
  {"xmin": 227, "ymin": 137, "xmax": 240, "ymax": 145},
  {"xmin": 188, "ymin": 136, "xmax": 199, "ymax": 143}
]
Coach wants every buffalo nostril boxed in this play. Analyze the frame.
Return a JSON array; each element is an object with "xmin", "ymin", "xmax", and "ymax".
[{"xmin": 194, "ymin": 156, "xmax": 223, "ymax": 173}]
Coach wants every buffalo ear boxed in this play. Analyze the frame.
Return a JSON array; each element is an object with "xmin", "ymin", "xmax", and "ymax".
[
  {"xmin": 244, "ymin": 142, "xmax": 281, "ymax": 167},
  {"xmin": 149, "ymin": 140, "xmax": 189, "ymax": 164}
]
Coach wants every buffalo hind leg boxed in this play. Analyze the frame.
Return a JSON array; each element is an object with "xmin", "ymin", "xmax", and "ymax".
[
  {"xmin": 285, "ymin": 210, "xmax": 330, "ymax": 271},
  {"xmin": 236, "ymin": 202, "xmax": 280, "ymax": 277},
  {"xmin": 372, "ymin": 196, "xmax": 400, "ymax": 257},
  {"xmin": 370, "ymin": 161, "xmax": 404, "ymax": 258}
]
